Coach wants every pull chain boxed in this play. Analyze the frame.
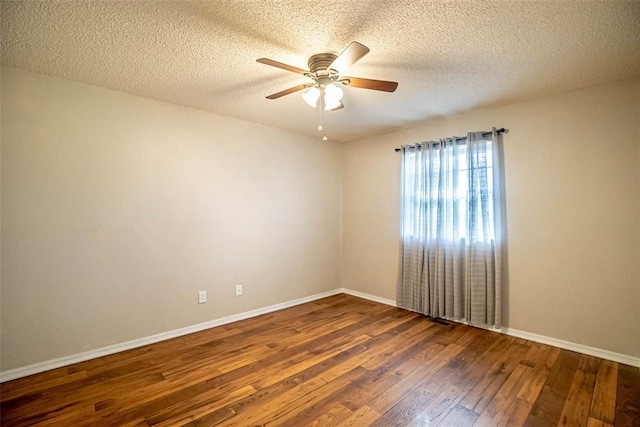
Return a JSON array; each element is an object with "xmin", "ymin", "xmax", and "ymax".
[{"xmin": 319, "ymin": 91, "xmax": 328, "ymax": 141}]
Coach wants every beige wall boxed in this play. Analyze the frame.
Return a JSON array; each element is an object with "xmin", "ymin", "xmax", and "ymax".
[
  {"xmin": 2, "ymin": 66, "xmax": 638, "ymax": 373},
  {"xmin": 0, "ymin": 67, "xmax": 342, "ymax": 371},
  {"xmin": 343, "ymin": 78, "xmax": 640, "ymax": 358}
]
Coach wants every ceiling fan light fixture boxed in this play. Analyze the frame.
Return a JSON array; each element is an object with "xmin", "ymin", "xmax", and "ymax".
[
  {"xmin": 258, "ymin": 41, "xmax": 398, "ymax": 140},
  {"xmin": 324, "ymin": 98, "xmax": 341, "ymax": 111},
  {"xmin": 302, "ymin": 86, "xmax": 320, "ymax": 107},
  {"xmin": 324, "ymin": 83, "xmax": 343, "ymax": 106}
]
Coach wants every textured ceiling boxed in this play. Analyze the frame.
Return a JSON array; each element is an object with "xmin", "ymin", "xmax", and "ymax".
[{"xmin": 2, "ymin": 1, "xmax": 640, "ymax": 142}]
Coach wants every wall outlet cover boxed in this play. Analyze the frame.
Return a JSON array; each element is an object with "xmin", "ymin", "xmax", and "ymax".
[{"xmin": 198, "ymin": 290, "xmax": 207, "ymax": 304}]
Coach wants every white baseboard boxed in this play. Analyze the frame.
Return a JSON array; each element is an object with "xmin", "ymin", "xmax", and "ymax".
[
  {"xmin": 2, "ymin": 287, "xmax": 637, "ymax": 382},
  {"xmin": 339, "ymin": 288, "xmax": 397, "ymax": 307},
  {"xmin": 0, "ymin": 288, "xmax": 343, "ymax": 383},
  {"xmin": 343, "ymin": 289, "xmax": 639, "ymax": 368},
  {"xmin": 502, "ymin": 327, "xmax": 640, "ymax": 368}
]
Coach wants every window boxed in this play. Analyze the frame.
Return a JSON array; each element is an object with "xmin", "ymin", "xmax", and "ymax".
[
  {"xmin": 397, "ymin": 130, "xmax": 505, "ymax": 327},
  {"xmin": 400, "ymin": 140, "xmax": 496, "ymax": 243}
]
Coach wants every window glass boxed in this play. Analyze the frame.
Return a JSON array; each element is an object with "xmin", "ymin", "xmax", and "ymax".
[{"xmin": 401, "ymin": 142, "xmax": 494, "ymax": 242}]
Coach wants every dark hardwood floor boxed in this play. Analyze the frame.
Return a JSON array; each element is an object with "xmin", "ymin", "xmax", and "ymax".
[{"xmin": 1, "ymin": 294, "xmax": 638, "ymax": 426}]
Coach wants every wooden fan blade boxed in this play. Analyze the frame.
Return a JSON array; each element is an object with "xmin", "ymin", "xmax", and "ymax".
[
  {"xmin": 342, "ymin": 77, "xmax": 398, "ymax": 92},
  {"xmin": 265, "ymin": 84, "xmax": 310, "ymax": 99},
  {"xmin": 256, "ymin": 58, "xmax": 309, "ymax": 75},
  {"xmin": 328, "ymin": 41, "xmax": 370, "ymax": 74}
]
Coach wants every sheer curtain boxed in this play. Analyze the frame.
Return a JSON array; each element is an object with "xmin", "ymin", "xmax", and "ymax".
[{"xmin": 396, "ymin": 128, "xmax": 504, "ymax": 327}]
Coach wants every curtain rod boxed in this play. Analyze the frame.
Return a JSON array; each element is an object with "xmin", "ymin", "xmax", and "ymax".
[{"xmin": 394, "ymin": 128, "xmax": 506, "ymax": 152}]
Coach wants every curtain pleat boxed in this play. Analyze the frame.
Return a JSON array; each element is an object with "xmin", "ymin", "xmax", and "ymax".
[{"xmin": 396, "ymin": 129, "xmax": 504, "ymax": 328}]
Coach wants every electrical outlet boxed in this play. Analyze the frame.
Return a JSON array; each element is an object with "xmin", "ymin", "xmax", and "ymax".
[
  {"xmin": 235, "ymin": 284, "xmax": 243, "ymax": 297},
  {"xmin": 198, "ymin": 290, "xmax": 207, "ymax": 304}
]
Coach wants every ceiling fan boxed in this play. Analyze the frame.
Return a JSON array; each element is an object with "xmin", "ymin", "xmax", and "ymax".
[{"xmin": 256, "ymin": 41, "xmax": 398, "ymax": 112}]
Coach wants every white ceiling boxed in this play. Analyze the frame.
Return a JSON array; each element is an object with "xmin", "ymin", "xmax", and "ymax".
[{"xmin": 2, "ymin": 1, "xmax": 639, "ymax": 142}]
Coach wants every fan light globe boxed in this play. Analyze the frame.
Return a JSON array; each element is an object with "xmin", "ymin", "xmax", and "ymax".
[
  {"xmin": 302, "ymin": 86, "xmax": 320, "ymax": 107},
  {"xmin": 324, "ymin": 99, "xmax": 341, "ymax": 110},
  {"xmin": 324, "ymin": 83, "xmax": 343, "ymax": 110}
]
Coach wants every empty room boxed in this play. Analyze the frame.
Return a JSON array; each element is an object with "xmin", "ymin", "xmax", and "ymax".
[{"xmin": 1, "ymin": 1, "xmax": 639, "ymax": 426}]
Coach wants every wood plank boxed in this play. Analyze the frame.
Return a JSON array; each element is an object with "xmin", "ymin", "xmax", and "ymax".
[
  {"xmin": 368, "ymin": 338, "xmax": 484, "ymax": 426},
  {"xmin": 210, "ymin": 342, "xmax": 374, "ymax": 427},
  {"xmin": 104, "ymin": 336, "xmax": 362, "ymax": 423},
  {"xmin": 308, "ymin": 403, "xmax": 353, "ymax": 427},
  {"xmin": 474, "ymin": 363, "xmax": 532, "ymax": 425},
  {"xmin": 522, "ymin": 349, "xmax": 581, "ymax": 427},
  {"xmin": 368, "ymin": 343, "xmax": 467, "ymax": 415},
  {"xmin": 265, "ymin": 369, "xmax": 375, "ymax": 426},
  {"xmin": 517, "ymin": 345, "xmax": 560, "ymax": 403},
  {"xmin": 586, "ymin": 417, "xmax": 604, "ymax": 427},
  {"xmin": 615, "ymin": 363, "xmax": 640, "ymax": 426},
  {"xmin": 7, "ymin": 403, "xmax": 99, "ymax": 427},
  {"xmin": 497, "ymin": 398, "xmax": 533, "ymax": 427},
  {"xmin": 215, "ymin": 318, "xmax": 432, "ymax": 426},
  {"xmin": 242, "ymin": 367, "xmax": 369, "ymax": 426},
  {"xmin": 334, "ymin": 405, "xmax": 381, "ymax": 426},
  {"xmin": 340, "ymin": 338, "xmax": 451, "ymax": 413},
  {"xmin": 438, "ymin": 404, "xmax": 480, "ymax": 426},
  {"xmin": 147, "ymin": 384, "xmax": 255, "ymax": 426},
  {"xmin": 96, "ymin": 309, "xmax": 396, "ymax": 421},
  {"xmin": 251, "ymin": 334, "xmax": 371, "ymax": 390},
  {"xmin": 1, "ymin": 370, "xmax": 166, "ymax": 425},
  {"xmin": 459, "ymin": 338, "xmax": 531, "ymax": 414},
  {"xmin": 401, "ymin": 332, "xmax": 500, "ymax": 425},
  {"xmin": 409, "ymin": 383, "xmax": 466, "ymax": 425},
  {"xmin": 298, "ymin": 326, "xmax": 468, "ymax": 425},
  {"xmin": 0, "ymin": 369, "xmax": 88, "ymax": 402},
  {"xmin": 557, "ymin": 354, "xmax": 601, "ymax": 426},
  {"xmin": 182, "ymin": 407, "xmax": 236, "ymax": 427},
  {"xmin": 0, "ymin": 294, "xmax": 634, "ymax": 427},
  {"xmin": 589, "ymin": 359, "xmax": 618, "ymax": 424}
]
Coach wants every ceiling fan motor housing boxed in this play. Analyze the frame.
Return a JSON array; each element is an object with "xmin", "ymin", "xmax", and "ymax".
[{"xmin": 308, "ymin": 53, "xmax": 338, "ymax": 74}]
